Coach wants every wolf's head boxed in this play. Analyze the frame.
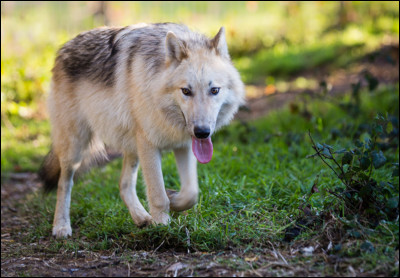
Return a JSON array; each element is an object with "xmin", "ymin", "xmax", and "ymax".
[{"xmin": 162, "ymin": 27, "xmax": 245, "ymax": 163}]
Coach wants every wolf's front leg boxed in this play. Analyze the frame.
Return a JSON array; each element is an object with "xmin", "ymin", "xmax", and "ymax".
[
  {"xmin": 167, "ymin": 145, "xmax": 199, "ymax": 211},
  {"xmin": 136, "ymin": 136, "xmax": 170, "ymax": 224},
  {"xmin": 119, "ymin": 152, "xmax": 152, "ymax": 227}
]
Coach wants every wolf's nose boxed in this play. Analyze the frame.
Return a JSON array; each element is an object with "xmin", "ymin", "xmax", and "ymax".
[{"xmin": 194, "ymin": 126, "xmax": 210, "ymax": 139}]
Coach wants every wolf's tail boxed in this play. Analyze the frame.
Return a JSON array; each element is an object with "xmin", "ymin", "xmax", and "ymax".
[
  {"xmin": 38, "ymin": 149, "xmax": 61, "ymax": 193},
  {"xmin": 38, "ymin": 140, "xmax": 113, "ymax": 193}
]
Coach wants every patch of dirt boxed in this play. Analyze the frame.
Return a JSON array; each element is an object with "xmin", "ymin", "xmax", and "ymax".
[
  {"xmin": 2, "ymin": 173, "xmax": 386, "ymax": 277},
  {"xmin": 0, "ymin": 174, "xmax": 292, "ymax": 277}
]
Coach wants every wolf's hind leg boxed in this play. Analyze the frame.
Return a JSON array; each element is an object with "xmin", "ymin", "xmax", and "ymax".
[
  {"xmin": 50, "ymin": 102, "xmax": 94, "ymax": 237},
  {"xmin": 119, "ymin": 152, "xmax": 152, "ymax": 227},
  {"xmin": 52, "ymin": 139, "xmax": 89, "ymax": 238},
  {"xmin": 168, "ymin": 145, "xmax": 199, "ymax": 212},
  {"xmin": 52, "ymin": 161, "xmax": 78, "ymax": 238}
]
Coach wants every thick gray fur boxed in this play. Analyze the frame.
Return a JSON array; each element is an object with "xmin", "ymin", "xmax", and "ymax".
[{"xmin": 55, "ymin": 23, "xmax": 216, "ymax": 87}]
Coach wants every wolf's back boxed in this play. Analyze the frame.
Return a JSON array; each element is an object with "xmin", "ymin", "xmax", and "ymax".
[{"xmin": 53, "ymin": 23, "xmax": 207, "ymax": 88}]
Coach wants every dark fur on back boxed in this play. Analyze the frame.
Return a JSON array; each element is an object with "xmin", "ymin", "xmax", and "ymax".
[
  {"xmin": 38, "ymin": 149, "xmax": 61, "ymax": 194},
  {"xmin": 54, "ymin": 23, "xmax": 215, "ymax": 88},
  {"xmin": 55, "ymin": 27, "xmax": 126, "ymax": 87}
]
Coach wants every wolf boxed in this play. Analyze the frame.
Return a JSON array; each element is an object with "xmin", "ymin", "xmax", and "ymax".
[{"xmin": 39, "ymin": 23, "xmax": 245, "ymax": 238}]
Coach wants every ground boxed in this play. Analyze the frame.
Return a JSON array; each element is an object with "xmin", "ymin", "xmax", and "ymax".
[
  {"xmin": 1, "ymin": 44, "xmax": 399, "ymax": 277},
  {"xmin": 0, "ymin": 174, "xmax": 323, "ymax": 277},
  {"xmin": 3, "ymin": 174, "xmax": 395, "ymax": 277}
]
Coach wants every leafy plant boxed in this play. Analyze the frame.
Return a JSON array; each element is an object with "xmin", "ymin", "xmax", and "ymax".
[{"xmin": 308, "ymin": 113, "xmax": 399, "ymax": 222}]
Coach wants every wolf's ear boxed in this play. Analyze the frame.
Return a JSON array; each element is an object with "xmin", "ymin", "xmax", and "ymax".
[
  {"xmin": 165, "ymin": 31, "xmax": 188, "ymax": 63},
  {"xmin": 211, "ymin": 27, "xmax": 229, "ymax": 59}
]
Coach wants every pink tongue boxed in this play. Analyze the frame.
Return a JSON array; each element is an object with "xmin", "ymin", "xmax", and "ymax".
[{"xmin": 192, "ymin": 137, "xmax": 213, "ymax": 164}]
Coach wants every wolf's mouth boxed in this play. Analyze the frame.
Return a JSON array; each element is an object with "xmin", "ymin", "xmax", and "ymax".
[{"xmin": 192, "ymin": 137, "xmax": 213, "ymax": 164}]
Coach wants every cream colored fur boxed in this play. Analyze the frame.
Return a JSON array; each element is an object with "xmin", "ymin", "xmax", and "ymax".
[{"xmin": 46, "ymin": 24, "xmax": 245, "ymax": 238}]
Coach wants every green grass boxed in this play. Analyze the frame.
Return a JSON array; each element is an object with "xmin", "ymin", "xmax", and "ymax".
[
  {"xmin": 1, "ymin": 2, "xmax": 399, "ymax": 274},
  {"xmin": 1, "ymin": 117, "xmax": 51, "ymax": 174},
  {"xmin": 1, "ymin": 2, "xmax": 398, "ymax": 105},
  {"xmin": 8, "ymin": 85, "xmax": 397, "ymax": 266},
  {"xmin": 235, "ymin": 40, "xmax": 365, "ymax": 84}
]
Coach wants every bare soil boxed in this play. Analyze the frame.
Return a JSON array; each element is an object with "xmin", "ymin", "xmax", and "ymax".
[{"xmin": 1, "ymin": 174, "xmax": 329, "ymax": 277}]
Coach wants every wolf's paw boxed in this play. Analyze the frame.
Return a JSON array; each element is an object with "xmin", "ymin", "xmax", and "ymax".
[
  {"xmin": 151, "ymin": 211, "xmax": 170, "ymax": 225},
  {"xmin": 130, "ymin": 209, "xmax": 153, "ymax": 228},
  {"xmin": 166, "ymin": 188, "xmax": 198, "ymax": 212},
  {"xmin": 134, "ymin": 216, "xmax": 153, "ymax": 228},
  {"xmin": 52, "ymin": 224, "xmax": 72, "ymax": 238},
  {"xmin": 166, "ymin": 189, "xmax": 178, "ymax": 199}
]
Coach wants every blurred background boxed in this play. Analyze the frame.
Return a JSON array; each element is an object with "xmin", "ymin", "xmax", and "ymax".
[
  {"xmin": 1, "ymin": 1, "xmax": 399, "ymax": 172},
  {"xmin": 1, "ymin": 3, "xmax": 399, "ymax": 273}
]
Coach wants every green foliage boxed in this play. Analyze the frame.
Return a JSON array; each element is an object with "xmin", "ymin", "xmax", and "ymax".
[
  {"xmin": 309, "ymin": 112, "xmax": 399, "ymax": 222},
  {"xmin": 1, "ymin": 2, "xmax": 398, "ymax": 273},
  {"xmin": 236, "ymin": 42, "xmax": 366, "ymax": 84},
  {"xmin": 278, "ymin": 77, "xmax": 399, "ymax": 248},
  {"xmin": 1, "ymin": 1, "xmax": 398, "ymax": 106},
  {"xmin": 1, "ymin": 117, "xmax": 51, "ymax": 173},
  {"xmin": 11, "ymin": 84, "xmax": 397, "ymax": 257}
]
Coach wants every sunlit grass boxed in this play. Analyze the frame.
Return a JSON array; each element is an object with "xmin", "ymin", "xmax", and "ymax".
[
  {"xmin": 1, "ymin": 117, "xmax": 50, "ymax": 174},
  {"xmin": 1, "ymin": 3, "xmax": 398, "ymax": 275},
  {"xmin": 13, "ymin": 86, "xmax": 397, "ymax": 257},
  {"xmin": 1, "ymin": 2, "xmax": 398, "ymax": 106}
]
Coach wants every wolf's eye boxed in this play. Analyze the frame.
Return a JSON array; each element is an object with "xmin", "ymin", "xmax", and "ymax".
[
  {"xmin": 210, "ymin": 87, "xmax": 220, "ymax": 95},
  {"xmin": 181, "ymin": 88, "xmax": 192, "ymax": 96}
]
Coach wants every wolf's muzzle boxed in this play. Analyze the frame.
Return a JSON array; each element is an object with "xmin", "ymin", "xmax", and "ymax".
[{"xmin": 194, "ymin": 126, "xmax": 210, "ymax": 139}]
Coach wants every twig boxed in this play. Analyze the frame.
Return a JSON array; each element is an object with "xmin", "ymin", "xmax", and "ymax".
[
  {"xmin": 330, "ymin": 154, "xmax": 346, "ymax": 181},
  {"xmin": 308, "ymin": 131, "xmax": 343, "ymax": 184},
  {"xmin": 185, "ymin": 227, "xmax": 191, "ymax": 254},
  {"xmin": 327, "ymin": 190, "xmax": 346, "ymax": 202},
  {"xmin": 152, "ymin": 240, "xmax": 165, "ymax": 254},
  {"xmin": 308, "ymin": 131, "xmax": 363, "ymax": 213},
  {"xmin": 367, "ymin": 135, "xmax": 378, "ymax": 180}
]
